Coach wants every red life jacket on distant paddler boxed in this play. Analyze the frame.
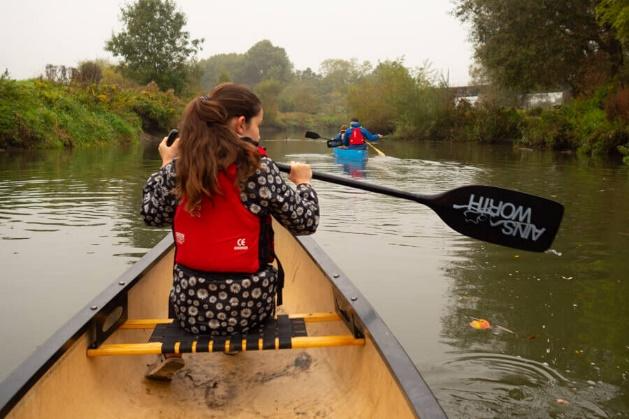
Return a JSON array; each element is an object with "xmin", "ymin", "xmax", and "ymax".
[
  {"xmin": 349, "ymin": 127, "xmax": 365, "ymax": 146},
  {"xmin": 173, "ymin": 147, "xmax": 274, "ymax": 274}
]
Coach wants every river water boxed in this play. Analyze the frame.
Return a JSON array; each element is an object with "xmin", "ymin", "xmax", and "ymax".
[{"xmin": 0, "ymin": 134, "xmax": 628, "ymax": 417}]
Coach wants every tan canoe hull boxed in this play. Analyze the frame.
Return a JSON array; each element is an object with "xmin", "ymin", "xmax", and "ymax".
[{"xmin": 2, "ymin": 225, "xmax": 445, "ymax": 418}]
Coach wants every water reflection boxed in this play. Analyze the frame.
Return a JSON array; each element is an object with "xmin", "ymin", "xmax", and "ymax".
[
  {"xmin": 425, "ymin": 141, "xmax": 629, "ymax": 417},
  {"xmin": 336, "ymin": 157, "xmax": 366, "ymax": 178}
]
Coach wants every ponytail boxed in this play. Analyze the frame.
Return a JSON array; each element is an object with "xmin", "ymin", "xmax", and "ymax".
[{"xmin": 176, "ymin": 83, "xmax": 262, "ymax": 214}]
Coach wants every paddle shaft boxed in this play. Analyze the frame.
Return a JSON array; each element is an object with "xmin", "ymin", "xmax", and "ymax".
[
  {"xmin": 275, "ymin": 163, "xmax": 432, "ymax": 206},
  {"xmin": 365, "ymin": 141, "xmax": 386, "ymax": 156}
]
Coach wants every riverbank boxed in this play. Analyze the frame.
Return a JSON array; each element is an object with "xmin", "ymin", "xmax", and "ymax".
[
  {"xmin": 362, "ymin": 86, "xmax": 629, "ymax": 165},
  {"xmin": 0, "ymin": 78, "xmax": 183, "ymax": 149},
  {"xmin": 0, "ymin": 78, "xmax": 344, "ymax": 150},
  {"xmin": 2, "ymin": 77, "xmax": 628, "ymax": 166}
]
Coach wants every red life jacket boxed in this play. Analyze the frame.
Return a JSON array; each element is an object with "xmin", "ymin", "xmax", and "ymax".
[
  {"xmin": 349, "ymin": 127, "xmax": 365, "ymax": 145},
  {"xmin": 173, "ymin": 147, "xmax": 273, "ymax": 273}
]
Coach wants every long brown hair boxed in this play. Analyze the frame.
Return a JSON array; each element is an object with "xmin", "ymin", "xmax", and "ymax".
[{"xmin": 176, "ymin": 83, "xmax": 262, "ymax": 213}]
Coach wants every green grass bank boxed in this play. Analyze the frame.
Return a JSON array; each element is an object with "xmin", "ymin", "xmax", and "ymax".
[{"xmin": 0, "ymin": 79, "xmax": 183, "ymax": 149}]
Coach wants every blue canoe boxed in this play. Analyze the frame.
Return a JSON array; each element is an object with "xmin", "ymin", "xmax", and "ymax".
[{"xmin": 332, "ymin": 147, "xmax": 368, "ymax": 161}]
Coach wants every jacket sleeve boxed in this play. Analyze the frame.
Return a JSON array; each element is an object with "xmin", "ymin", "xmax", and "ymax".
[
  {"xmin": 243, "ymin": 157, "xmax": 319, "ymax": 236},
  {"xmin": 360, "ymin": 127, "xmax": 380, "ymax": 141},
  {"xmin": 140, "ymin": 161, "xmax": 178, "ymax": 227}
]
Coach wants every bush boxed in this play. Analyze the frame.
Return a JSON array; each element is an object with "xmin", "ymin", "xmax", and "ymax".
[
  {"xmin": 125, "ymin": 83, "xmax": 181, "ymax": 133},
  {"xmin": 520, "ymin": 109, "xmax": 576, "ymax": 149},
  {"xmin": 469, "ymin": 103, "xmax": 521, "ymax": 143},
  {"xmin": 73, "ymin": 61, "xmax": 103, "ymax": 85},
  {"xmin": 618, "ymin": 143, "xmax": 629, "ymax": 164},
  {"xmin": 579, "ymin": 123, "xmax": 629, "ymax": 155},
  {"xmin": 605, "ymin": 86, "xmax": 629, "ymax": 121},
  {"xmin": 442, "ymin": 101, "xmax": 522, "ymax": 143}
]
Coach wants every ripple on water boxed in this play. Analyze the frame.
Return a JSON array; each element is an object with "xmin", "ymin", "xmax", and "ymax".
[
  {"xmin": 0, "ymin": 178, "xmax": 132, "ymax": 230},
  {"xmin": 436, "ymin": 352, "xmax": 620, "ymax": 418}
]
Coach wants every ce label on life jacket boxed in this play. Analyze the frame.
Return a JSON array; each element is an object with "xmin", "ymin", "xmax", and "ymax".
[{"xmin": 234, "ymin": 238, "xmax": 249, "ymax": 250}]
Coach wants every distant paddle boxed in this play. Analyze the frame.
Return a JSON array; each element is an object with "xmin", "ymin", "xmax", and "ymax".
[
  {"xmin": 365, "ymin": 141, "xmax": 386, "ymax": 157},
  {"xmin": 275, "ymin": 162, "xmax": 563, "ymax": 252},
  {"xmin": 305, "ymin": 130, "xmax": 322, "ymax": 140},
  {"xmin": 305, "ymin": 130, "xmax": 386, "ymax": 156}
]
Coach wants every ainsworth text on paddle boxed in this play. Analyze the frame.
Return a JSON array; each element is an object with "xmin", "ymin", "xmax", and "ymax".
[{"xmin": 453, "ymin": 194, "xmax": 546, "ymax": 241}]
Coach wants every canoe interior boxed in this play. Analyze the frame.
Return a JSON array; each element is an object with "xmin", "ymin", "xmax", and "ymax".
[{"xmin": 5, "ymin": 224, "xmax": 431, "ymax": 418}]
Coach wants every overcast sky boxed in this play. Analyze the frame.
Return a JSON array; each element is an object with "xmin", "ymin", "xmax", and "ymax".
[{"xmin": 1, "ymin": 0, "xmax": 474, "ymax": 86}]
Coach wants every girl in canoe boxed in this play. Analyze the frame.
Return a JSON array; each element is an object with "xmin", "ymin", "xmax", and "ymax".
[
  {"xmin": 330, "ymin": 124, "xmax": 347, "ymax": 147},
  {"xmin": 141, "ymin": 82, "xmax": 319, "ymax": 380}
]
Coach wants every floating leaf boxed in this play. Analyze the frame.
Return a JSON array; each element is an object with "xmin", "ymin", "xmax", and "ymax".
[{"xmin": 469, "ymin": 319, "xmax": 491, "ymax": 330}]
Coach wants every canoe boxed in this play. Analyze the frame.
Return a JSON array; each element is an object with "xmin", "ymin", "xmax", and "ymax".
[
  {"xmin": 333, "ymin": 146, "xmax": 368, "ymax": 161},
  {"xmin": 0, "ymin": 223, "xmax": 446, "ymax": 418}
]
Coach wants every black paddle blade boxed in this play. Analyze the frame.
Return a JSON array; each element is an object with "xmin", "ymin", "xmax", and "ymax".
[
  {"xmin": 429, "ymin": 185, "xmax": 564, "ymax": 252},
  {"xmin": 304, "ymin": 130, "xmax": 321, "ymax": 139}
]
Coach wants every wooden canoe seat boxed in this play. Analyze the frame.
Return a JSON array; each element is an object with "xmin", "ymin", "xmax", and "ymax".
[{"xmin": 87, "ymin": 312, "xmax": 365, "ymax": 357}]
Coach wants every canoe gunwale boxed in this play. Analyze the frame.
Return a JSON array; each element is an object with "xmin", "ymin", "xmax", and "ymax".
[{"xmin": 0, "ymin": 232, "xmax": 446, "ymax": 418}]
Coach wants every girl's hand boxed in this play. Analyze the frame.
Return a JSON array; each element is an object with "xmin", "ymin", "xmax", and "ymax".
[
  {"xmin": 158, "ymin": 136, "xmax": 180, "ymax": 167},
  {"xmin": 288, "ymin": 161, "xmax": 312, "ymax": 185}
]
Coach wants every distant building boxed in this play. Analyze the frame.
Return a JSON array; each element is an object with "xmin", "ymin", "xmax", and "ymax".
[
  {"xmin": 450, "ymin": 85, "xmax": 568, "ymax": 108},
  {"xmin": 524, "ymin": 92, "xmax": 565, "ymax": 108},
  {"xmin": 454, "ymin": 95, "xmax": 480, "ymax": 106}
]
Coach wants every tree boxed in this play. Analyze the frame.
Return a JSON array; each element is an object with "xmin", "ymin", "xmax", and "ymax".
[
  {"xmin": 317, "ymin": 59, "xmax": 372, "ymax": 115},
  {"xmin": 320, "ymin": 59, "xmax": 371, "ymax": 94},
  {"xmin": 597, "ymin": 1, "xmax": 629, "ymax": 84},
  {"xmin": 347, "ymin": 60, "xmax": 416, "ymax": 133},
  {"xmin": 44, "ymin": 64, "xmax": 74, "ymax": 84},
  {"xmin": 198, "ymin": 41, "xmax": 293, "ymax": 89},
  {"xmin": 597, "ymin": 0, "xmax": 629, "ymax": 47},
  {"xmin": 254, "ymin": 79, "xmax": 283, "ymax": 125},
  {"xmin": 278, "ymin": 78, "xmax": 321, "ymax": 114},
  {"xmin": 217, "ymin": 71, "xmax": 231, "ymax": 84},
  {"xmin": 105, "ymin": 0, "xmax": 203, "ymax": 93},
  {"xmin": 240, "ymin": 40, "xmax": 293, "ymax": 86},
  {"xmin": 454, "ymin": 0, "xmax": 623, "ymax": 94},
  {"xmin": 198, "ymin": 53, "xmax": 244, "ymax": 90}
]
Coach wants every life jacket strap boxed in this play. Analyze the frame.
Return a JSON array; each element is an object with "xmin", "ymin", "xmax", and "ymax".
[{"xmin": 275, "ymin": 255, "xmax": 285, "ymax": 306}]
